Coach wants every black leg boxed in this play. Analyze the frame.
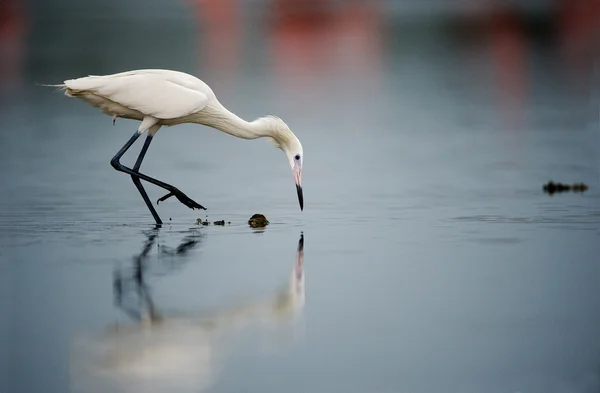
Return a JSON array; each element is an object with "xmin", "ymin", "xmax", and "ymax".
[
  {"xmin": 110, "ymin": 131, "xmax": 206, "ymax": 223},
  {"xmin": 111, "ymin": 130, "xmax": 142, "ymax": 165},
  {"xmin": 130, "ymin": 135, "xmax": 163, "ymax": 225}
]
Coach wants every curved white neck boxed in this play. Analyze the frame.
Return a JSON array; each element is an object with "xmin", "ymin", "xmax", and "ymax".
[{"xmin": 195, "ymin": 104, "xmax": 269, "ymax": 140}]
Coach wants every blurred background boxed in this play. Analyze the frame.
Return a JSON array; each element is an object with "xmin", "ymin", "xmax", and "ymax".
[
  {"xmin": 2, "ymin": 0, "xmax": 599, "ymax": 101},
  {"xmin": 1, "ymin": 1, "xmax": 600, "ymax": 393}
]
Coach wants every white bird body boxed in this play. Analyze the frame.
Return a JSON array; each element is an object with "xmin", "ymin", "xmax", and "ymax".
[
  {"xmin": 64, "ymin": 69, "xmax": 214, "ymax": 124},
  {"xmin": 63, "ymin": 69, "xmax": 287, "ymax": 140},
  {"xmin": 52, "ymin": 69, "xmax": 304, "ymax": 222}
]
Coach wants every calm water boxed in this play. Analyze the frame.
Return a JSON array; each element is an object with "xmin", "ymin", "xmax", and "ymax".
[{"xmin": 1, "ymin": 2, "xmax": 600, "ymax": 393}]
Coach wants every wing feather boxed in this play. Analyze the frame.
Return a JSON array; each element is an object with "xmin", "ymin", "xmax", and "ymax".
[{"xmin": 64, "ymin": 70, "xmax": 212, "ymax": 119}]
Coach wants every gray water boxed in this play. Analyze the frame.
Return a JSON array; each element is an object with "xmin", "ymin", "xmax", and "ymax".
[{"xmin": 1, "ymin": 2, "xmax": 600, "ymax": 393}]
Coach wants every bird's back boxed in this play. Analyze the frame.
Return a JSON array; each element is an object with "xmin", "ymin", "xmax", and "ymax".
[
  {"xmin": 62, "ymin": 69, "xmax": 217, "ymax": 121},
  {"xmin": 66, "ymin": 69, "xmax": 214, "ymax": 97}
]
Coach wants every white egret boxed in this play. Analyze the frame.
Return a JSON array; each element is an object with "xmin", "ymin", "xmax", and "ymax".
[{"xmin": 48, "ymin": 69, "xmax": 304, "ymax": 224}]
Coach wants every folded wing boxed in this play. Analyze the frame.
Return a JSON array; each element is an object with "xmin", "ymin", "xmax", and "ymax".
[{"xmin": 64, "ymin": 70, "xmax": 211, "ymax": 120}]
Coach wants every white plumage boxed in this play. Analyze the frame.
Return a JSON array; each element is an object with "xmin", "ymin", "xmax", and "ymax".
[
  {"xmin": 64, "ymin": 70, "xmax": 214, "ymax": 126},
  {"xmin": 50, "ymin": 69, "xmax": 304, "ymax": 223}
]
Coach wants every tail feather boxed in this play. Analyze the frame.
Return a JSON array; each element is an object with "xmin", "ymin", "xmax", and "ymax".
[
  {"xmin": 63, "ymin": 76, "xmax": 110, "ymax": 93},
  {"xmin": 38, "ymin": 75, "xmax": 106, "ymax": 96},
  {"xmin": 37, "ymin": 83, "xmax": 66, "ymax": 88},
  {"xmin": 37, "ymin": 83, "xmax": 70, "ymax": 95}
]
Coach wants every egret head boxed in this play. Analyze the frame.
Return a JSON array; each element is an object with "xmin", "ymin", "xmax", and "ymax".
[
  {"xmin": 286, "ymin": 140, "xmax": 304, "ymax": 212},
  {"xmin": 260, "ymin": 116, "xmax": 304, "ymax": 211}
]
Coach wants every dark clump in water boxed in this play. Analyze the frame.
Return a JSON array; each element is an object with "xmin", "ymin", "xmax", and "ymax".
[
  {"xmin": 248, "ymin": 214, "xmax": 269, "ymax": 228},
  {"xmin": 543, "ymin": 181, "xmax": 589, "ymax": 195},
  {"xmin": 196, "ymin": 218, "xmax": 210, "ymax": 226},
  {"xmin": 572, "ymin": 183, "xmax": 589, "ymax": 192},
  {"xmin": 195, "ymin": 218, "xmax": 230, "ymax": 226}
]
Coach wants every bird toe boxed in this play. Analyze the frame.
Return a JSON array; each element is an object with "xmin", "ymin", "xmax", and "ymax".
[{"xmin": 156, "ymin": 188, "xmax": 205, "ymax": 210}]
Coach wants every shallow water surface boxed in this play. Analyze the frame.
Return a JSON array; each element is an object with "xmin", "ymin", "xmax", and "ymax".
[{"xmin": 2, "ymin": 3, "xmax": 600, "ymax": 393}]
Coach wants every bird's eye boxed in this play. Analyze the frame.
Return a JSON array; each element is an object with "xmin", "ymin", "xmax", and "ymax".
[{"xmin": 294, "ymin": 154, "xmax": 301, "ymax": 160}]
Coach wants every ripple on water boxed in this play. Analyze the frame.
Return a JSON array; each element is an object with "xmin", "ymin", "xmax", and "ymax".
[{"xmin": 448, "ymin": 212, "xmax": 600, "ymax": 227}]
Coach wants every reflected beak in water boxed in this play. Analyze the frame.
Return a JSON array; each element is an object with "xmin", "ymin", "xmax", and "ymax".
[
  {"xmin": 293, "ymin": 163, "xmax": 303, "ymax": 211},
  {"xmin": 296, "ymin": 233, "xmax": 304, "ymax": 279}
]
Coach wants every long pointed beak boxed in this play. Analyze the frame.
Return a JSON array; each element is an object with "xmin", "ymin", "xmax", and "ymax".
[
  {"xmin": 296, "ymin": 184, "xmax": 303, "ymax": 211},
  {"xmin": 293, "ymin": 164, "xmax": 303, "ymax": 211}
]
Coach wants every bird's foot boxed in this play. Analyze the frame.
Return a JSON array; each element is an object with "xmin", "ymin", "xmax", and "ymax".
[{"xmin": 157, "ymin": 188, "xmax": 206, "ymax": 210}]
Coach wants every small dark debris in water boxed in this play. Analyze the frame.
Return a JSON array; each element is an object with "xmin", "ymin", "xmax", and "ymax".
[
  {"xmin": 248, "ymin": 214, "xmax": 269, "ymax": 228},
  {"xmin": 544, "ymin": 181, "xmax": 571, "ymax": 194},
  {"xmin": 196, "ymin": 218, "xmax": 210, "ymax": 226},
  {"xmin": 572, "ymin": 183, "xmax": 589, "ymax": 192},
  {"xmin": 543, "ymin": 181, "xmax": 589, "ymax": 195},
  {"xmin": 196, "ymin": 218, "xmax": 229, "ymax": 226}
]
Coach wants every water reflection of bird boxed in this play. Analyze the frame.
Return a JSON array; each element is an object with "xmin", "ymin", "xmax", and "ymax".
[
  {"xmin": 46, "ymin": 69, "xmax": 304, "ymax": 224},
  {"xmin": 70, "ymin": 232, "xmax": 305, "ymax": 393},
  {"xmin": 112, "ymin": 226, "xmax": 203, "ymax": 324}
]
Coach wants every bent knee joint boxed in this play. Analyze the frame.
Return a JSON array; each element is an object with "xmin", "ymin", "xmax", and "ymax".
[{"xmin": 110, "ymin": 157, "xmax": 122, "ymax": 170}]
